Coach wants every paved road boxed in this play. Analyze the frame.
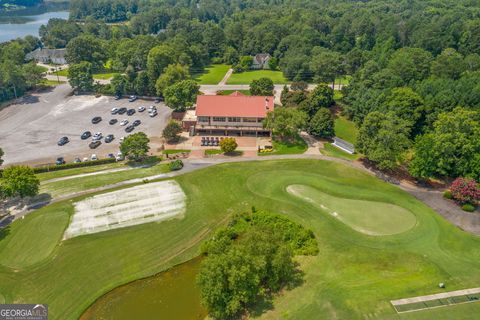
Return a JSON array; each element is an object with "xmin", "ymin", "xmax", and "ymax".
[{"xmin": 218, "ymin": 68, "xmax": 233, "ymax": 85}]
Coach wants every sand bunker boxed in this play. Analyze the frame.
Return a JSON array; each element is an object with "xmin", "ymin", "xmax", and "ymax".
[{"xmin": 64, "ymin": 181, "xmax": 186, "ymax": 239}]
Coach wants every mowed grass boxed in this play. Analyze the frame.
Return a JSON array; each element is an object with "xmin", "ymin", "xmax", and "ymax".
[
  {"xmin": 260, "ymin": 135, "xmax": 307, "ymax": 155},
  {"xmin": 334, "ymin": 115, "xmax": 358, "ymax": 144},
  {"xmin": 93, "ymin": 72, "xmax": 119, "ymax": 80},
  {"xmin": 1, "ymin": 160, "xmax": 480, "ymax": 319},
  {"xmin": 321, "ymin": 143, "xmax": 360, "ymax": 161},
  {"xmin": 227, "ymin": 70, "xmax": 288, "ymax": 84},
  {"xmin": 192, "ymin": 64, "xmax": 230, "ymax": 84},
  {"xmin": 36, "ymin": 162, "xmax": 125, "ymax": 182},
  {"xmin": 40, "ymin": 163, "xmax": 170, "ymax": 197}
]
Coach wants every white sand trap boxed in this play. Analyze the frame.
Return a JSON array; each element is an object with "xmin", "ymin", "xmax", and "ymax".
[{"xmin": 64, "ymin": 181, "xmax": 186, "ymax": 239}]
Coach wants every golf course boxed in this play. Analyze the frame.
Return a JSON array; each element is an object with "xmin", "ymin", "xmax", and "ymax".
[{"xmin": 1, "ymin": 159, "xmax": 479, "ymax": 319}]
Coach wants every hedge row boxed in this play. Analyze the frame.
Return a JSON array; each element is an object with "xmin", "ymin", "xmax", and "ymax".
[{"xmin": 33, "ymin": 158, "xmax": 117, "ymax": 174}]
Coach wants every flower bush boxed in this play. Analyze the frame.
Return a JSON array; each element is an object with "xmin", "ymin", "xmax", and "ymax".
[{"xmin": 449, "ymin": 177, "xmax": 480, "ymax": 206}]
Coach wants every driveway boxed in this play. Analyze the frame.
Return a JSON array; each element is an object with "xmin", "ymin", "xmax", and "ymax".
[{"xmin": 0, "ymin": 84, "xmax": 171, "ymax": 166}]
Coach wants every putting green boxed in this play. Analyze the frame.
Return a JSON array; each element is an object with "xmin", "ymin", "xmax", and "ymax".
[{"xmin": 287, "ymin": 184, "xmax": 417, "ymax": 236}]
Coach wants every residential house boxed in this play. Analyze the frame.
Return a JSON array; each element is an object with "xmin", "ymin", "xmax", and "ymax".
[
  {"xmin": 252, "ymin": 53, "xmax": 271, "ymax": 70},
  {"xmin": 187, "ymin": 91, "xmax": 274, "ymax": 136},
  {"xmin": 25, "ymin": 48, "xmax": 67, "ymax": 65}
]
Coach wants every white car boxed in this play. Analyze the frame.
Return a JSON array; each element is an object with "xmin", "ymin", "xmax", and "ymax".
[
  {"xmin": 116, "ymin": 152, "xmax": 124, "ymax": 161},
  {"xmin": 120, "ymin": 119, "xmax": 129, "ymax": 126},
  {"xmin": 83, "ymin": 157, "xmax": 89, "ymax": 162},
  {"xmin": 111, "ymin": 107, "xmax": 119, "ymax": 114},
  {"xmin": 91, "ymin": 154, "xmax": 98, "ymax": 161},
  {"xmin": 149, "ymin": 111, "xmax": 157, "ymax": 117},
  {"xmin": 92, "ymin": 132, "xmax": 103, "ymax": 141},
  {"xmin": 138, "ymin": 106, "xmax": 146, "ymax": 112}
]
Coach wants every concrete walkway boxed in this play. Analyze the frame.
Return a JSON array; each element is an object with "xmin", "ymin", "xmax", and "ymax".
[
  {"xmin": 218, "ymin": 68, "xmax": 233, "ymax": 85},
  {"xmin": 391, "ymin": 287, "xmax": 480, "ymax": 306}
]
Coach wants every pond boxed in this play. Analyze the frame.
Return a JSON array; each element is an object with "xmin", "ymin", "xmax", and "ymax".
[
  {"xmin": 0, "ymin": 11, "xmax": 69, "ymax": 43},
  {"xmin": 80, "ymin": 257, "xmax": 207, "ymax": 320}
]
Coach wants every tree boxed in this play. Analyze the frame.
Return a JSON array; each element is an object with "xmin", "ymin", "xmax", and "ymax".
[
  {"xmin": 290, "ymin": 81, "xmax": 308, "ymax": 91},
  {"xmin": 234, "ymin": 56, "xmax": 253, "ymax": 73},
  {"xmin": 111, "ymin": 74, "xmax": 127, "ymax": 96},
  {"xmin": 268, "ymin": 57, "xmax": 279, "ymax": 70},
  {"xmin": 264, "ymin": 107, "xmax": 308, "ymax": 139},
  {"xmin": 0, "ymin": 166, "xmax": 39, "ymax": 199},
  {"xmin": 220, "ymin": 137, "xmax": 238, "ymax": 153},
  {"xmin": 383, "ymin": 87, "xmax": 424, "ymax": 137},
  {"xmin": 147, "ymin": 45, "xmax": 175, "ymax": 83},
  {"xmin": 308, "ymin": 108, "xmax": 334, "ymax": 138},
  {"xmin": 431, "ymin": 48, "xmax": 466, "ymax": 80},
  {"xmin": 65, "ymin": 35, "xmax": 107, "ymax": 70},
  {"xmin": 449, "ymin": 178, "xmax": 480, "ymax": 205},
  {"xmin": 310, "ymin": 47, "xmax": 342, "ymax": 86},
  {"xmin": 119, "ymin": 132, "xmax": 150, "ymax": 161},
  {"xmin": 356, "ymin": 112, "xmax": 411, "ymax": 170},
  {"xmin": 409, "ymin": 108, "xmax": 480, "ymax": 179},
  {"xmin": 223, "ymin": 46, "xmax": 239, "ymax": 65},
  {"xmin": 250, "ymin": 77, "xmax": 274, "ymax": 96},
  {"xmin": 163, "ymin": 80, "xmax": 199, "ymax": 112},
  {"xmin": 68, "ymin": 62, "xmax": 94, "ymax": 92},
  {"xmin": 301, "ymin": 84, "xmax": 334, "ymax": 118},
  {"xmin": 387, "ymin": 47, "xmax": 432, "ymax": 84},
  {"xmin": 162, "ymin": 120, "xmax": 182, "ymax": 142},
  {"xmin": 155, "ymin": 64, "xmax": 190, "ymax": 96},
  {"xmin": 0, "ymin": 148, "xmax": 4, "ymax": 166}
]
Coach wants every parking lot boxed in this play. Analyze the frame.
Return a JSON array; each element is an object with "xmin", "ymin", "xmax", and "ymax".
[{"xmin": 0, "ymin": 84, "xmax": 171, "ymax": 166}]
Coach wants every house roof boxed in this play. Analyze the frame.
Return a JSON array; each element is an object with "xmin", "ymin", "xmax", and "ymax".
[
  {"xmin": 253, "ymin": 53, "xmax": 271, "ymax": 64},
  {"xmin": 26, "ymin": 48, "xmax": 66, "ymax": 60},
  {"xmin": 196, "ymin": 92, "xmax": 274, "ymax": 118}
]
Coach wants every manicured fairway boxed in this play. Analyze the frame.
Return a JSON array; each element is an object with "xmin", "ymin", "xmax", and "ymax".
[
  {"xmin": 1, "ymin": 160, "xmax": 480, "ymax": 320},
  {"xmin": 287, "ymin": 184, "xmax": 417, "ymax": 235},
  {"xmin": 193, "ymin": 64, "xmax": 230, "ymax": 84},
  {"xmin": 227, "ymin": 70, "xmax": 288, "ymax": 84}
]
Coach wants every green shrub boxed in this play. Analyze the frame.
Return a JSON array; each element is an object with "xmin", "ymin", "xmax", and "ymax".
[
  {"xmin": 168, "ymin": 159, "xmax": 184, "ymax": 171},
  {"xmin": 32, "ymin": 158, "xmax": 117, "ymax": 174},
  {"xmin": 443, "ymin": 190, "xmax": 453, "ymax": 199},
  {"xmin": 461, "ymin": 203, "xmax": 476, "ymax": 212}
]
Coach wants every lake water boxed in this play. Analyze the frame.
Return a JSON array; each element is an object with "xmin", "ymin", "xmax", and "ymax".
[
  {"xmin": 0, "ymin": 11, "xmax": 69, "ymax": 43},
  {"xmin": 80, "ymin": 257, "xmax": 207, "ymax": 320}
]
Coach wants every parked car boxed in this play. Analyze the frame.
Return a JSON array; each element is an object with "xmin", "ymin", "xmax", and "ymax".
[
  {"xmin": 92, "ymin": 116, "xmax": 102, "ymax": 124},
  {"xmin": 57, "ymin": 136, "xmax": 69, "ymax": 146},
  {"xmin": 89, "ymin": 140, "xmax": 101, "ymax": 149},
  {"xmin": 55, "ymin": 157, "xmax": 65, "ymax": 165},
  {"xmin": 81, "ymin": 131, "xmax": 91, "ymax": 140},
  {"xmin": 148, "ymin": 105, "xmax": 156, "ymax": 111},
  {"xmin": 125, "ymin": 125, "xmax": 135, "ymax": 132},
  {"xmin": 120, "ymin": 119, "xmax": 129, "ymax": 126},
  {"xmin": 149, "ymin": 110, "xmax": 158, "ymax": 117},
  {"xmin": 128, "ymin": 95, "xmax": 137, "ymax": 102},
  {"xmin": 106, "ymin": 153, "xmax": 115, "ymax": 159},
  {"xmin": 114, "ymin": 95, "xmax": 121, "ymax": 100},
  {"xmin": 92, "ymin": 132, "xmax": 103, "ymax": 141},
  {"xmin": 138, "ymin": 106, "xmax": 146, "ymax": 112},
  {"xmin": 111, "ymin": 107, "xmax": 119, "ymax": 114},
  {"xmin": 105, "ymin": 134, "xmax": 114, "ymax": 143},
  {"xmin": 132, "ymin": 120, "xmax": 141, "ymax": 126},
  {"xmin": 91, "ymin": 154, "xmax": 98, "ymax": 160},
  {"xmin": 109, "ymin": 119, "xmax": 118, "ymax": 125},
  {"xmin": 116, "ymin": 152, "xmax": 124, "ymax": 161},
  {"xmin": 73, "ymin": 157, "xmax": 81, "ymax": 163},
  {"xmin": 127, "ymin": 108, "xmax": 136, "ymax": 116},
  {"xmin": 118, "ymin": 107, "xmax": 127, "ymax": 114}
]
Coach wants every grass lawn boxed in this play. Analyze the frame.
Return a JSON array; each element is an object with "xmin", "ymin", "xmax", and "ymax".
[
  {"xmin": 216, "ymin": 89, "xmax": 251, "ymax": 96},
  {"xmin": 334, "ymin": 115, "xmax": 358, "ymax": 144},
  {"xmin": 192, "ymin": 64, "xmax": 230, "ymax": 85},
  {"xmin": 2, "ymin": 160, "xmax": 480, "ymax": 319},
  {"xmin": 321, "ymin": 143, "xmax": 360, "ymax": 161},
  {"xmin": 336, "ymin": 75, "xmax": 352, "ymax": 86},
  {"xmin": 36, "ymin": 162, "xmax": 126, "ymax": 182},
  {"xmin": 93, "ymin": 72, "xmax": 119, "ymax": 80},
  {"xmin": 39, "ymin": 163, "xmax": 170, "ymax": 197},
  {"xmin": 260, "ymin": 135, "xmax": 307, "ymax": 155},
  {"xmin": 163, "ymin": 149, "xmax": 191, "ymax": 155},
  {"xmin": 52, "ymin": 68, "xmax": 68, "ymax": 77},
  {"xmin": 227, "ymin": 70, "xmax": 289, "ymax": 84},
  {"xmin": 204, "ymin": 149, "xmax": 223, "ymax": 155},
  {"xmin": 39, "ymin": 79, "xmax": 66, "ymax": 86}
]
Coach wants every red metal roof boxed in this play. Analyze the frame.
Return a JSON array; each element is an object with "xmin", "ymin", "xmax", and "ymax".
[{"xmin": 196, "ymin": 92, "xmax": 274, "ymax": 118}]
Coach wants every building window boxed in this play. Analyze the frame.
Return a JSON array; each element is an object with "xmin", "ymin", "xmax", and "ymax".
[
  {"xmin": 228, "ymin": 117, "xmax": 241, "ymax": 122},
  {"xmin": 242, "ymin": 117, "xmax": 257, "ymax": 123},
  {"xmin": 198, "ymin": 116, "xmax": 209, "ymax": 123},
  {"xmin": 257, "ymin": 118, "xmax": 264, "ymax": 123},
  {"xmin": 212, "ymin": 117, "xmax": 226, "ymax": 122}
]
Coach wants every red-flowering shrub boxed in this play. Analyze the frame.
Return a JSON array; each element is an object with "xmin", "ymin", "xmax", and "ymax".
[{"xmin": 449, "ymin": 178, "xmax": 480, "ymax": 205}]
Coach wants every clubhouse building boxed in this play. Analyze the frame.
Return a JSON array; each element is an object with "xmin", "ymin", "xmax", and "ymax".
[{"xmin": 184, "ymin": 91, "xmax": 274, "ymax": 137}]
